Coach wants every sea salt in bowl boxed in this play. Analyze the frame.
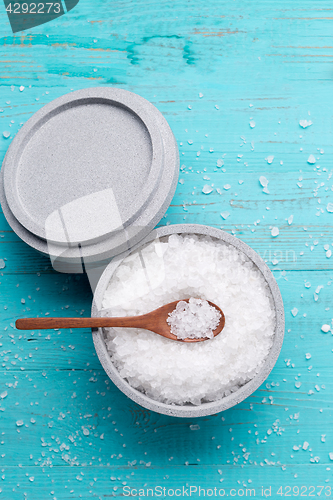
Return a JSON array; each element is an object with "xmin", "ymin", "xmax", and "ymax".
[{"xmin": 92, "ymin": 224, "xmax": 285, "ymax": 417}]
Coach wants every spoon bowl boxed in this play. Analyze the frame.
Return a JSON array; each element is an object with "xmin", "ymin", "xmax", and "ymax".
[{"xmin": 15, "ymin": 299, "xmax": 225, "ymax": 342}]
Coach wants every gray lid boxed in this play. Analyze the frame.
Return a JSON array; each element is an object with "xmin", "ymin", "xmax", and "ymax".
[
  {"xmin": 4, "ymin": 88, "xmax": 166, "ymax": 246},
  {"xmin": 1, "ymin": 88, "xmax": 179, "ymax": 272}
]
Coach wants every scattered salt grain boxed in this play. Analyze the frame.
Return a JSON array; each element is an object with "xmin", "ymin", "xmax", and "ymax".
[
  {"xmin": 216, "ymin": 159, "xmax": 224, "ymax": 168},
  {"xmin": 102, "ymin": 234, "xmax": 276, "ymax": 405},
  {"xmin": 266, "ymin": 155, "xmax": 274, "ymax": 164},
  {"xmin": 0, "ymin": 391, "xmax": 7, "ymax": 399},
  {"xmin": 291, "ymin": 308, "xmax": 298, "ymax": 317},
  {"xmin": 271, "ymin": 227, "xmax": 279, "ymax": 237},
  {"xmin": 0, "ymin": 259, "xmax": 5, "ymax": 270},
  {"xmin": 249, "ymin": 121, "xmax": 256, "ymax": 128},
  {"xmin": 2, "ymin": 131, "xmax": 10, "ymax": 139},
  {"xmin": 259, "ymin": 176, "xmax": 269, "ymax": 188},
  {"xmin": 329, "ymin": 453, "xmax": 333, "ymax": 461},
  {"xmin": 321, "ymin": 324, "xmax": 330, "ymax": 333},
  {"xmin": 287, "ymin": 215, "xmax": 294, "ymax": 225},
  {"xmin": 223, "ymin": 184, "xmax": 231, "ymax": 190},
  {"xmin": 202, "ymin": 185, "xmax": 213, "ymax": 195},
  {"xmin": 19, "ymin": 86, "xmax": 25, "ymax": 92},
  {"xmin": 190, "ymin": 424, "xmax": 200, "ymax": 430},
  {"xmin": 299, "ymin": 120, "xmax": 312, "ymax": 128},
  {"xmin": 307, "ymin": 154, "xmax": 316, "ymax": 164},
  {"xmin": 303, "ymin": 442, "xmax": 309, "ymax": 451},
  {"xmin": 167, "ymin": 298, "xmax": 221, "ymax": 340},
  {"xmin": 220, "ymin": 212, "xmax": 230, "ymax": 220},
  {"xmin": 16, "ymin": 420, "xmax": 24, "ymax": 427},
  {"xmin": 326, "ymin": 203, "xmax": 333, "ymax": 213}
]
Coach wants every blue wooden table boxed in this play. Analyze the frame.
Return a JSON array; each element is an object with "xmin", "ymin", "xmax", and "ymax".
[{"xmin": 1, "ymin": 1, "xmax": 333, "ymax": 498}]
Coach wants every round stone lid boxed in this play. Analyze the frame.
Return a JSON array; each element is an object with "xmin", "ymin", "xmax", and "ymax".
[{"xmin": 3, "ymin": 87, "xmax": 164, "ymax": 246}]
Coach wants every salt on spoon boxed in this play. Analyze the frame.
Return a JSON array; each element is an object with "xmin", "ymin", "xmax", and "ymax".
[
  {"xmin": 15, "ymin": 299, "xmax": 225, "ymax": 343},
  {"xmin": 167, "ymin": 298, "xmax": 222, "ymax": 340}
]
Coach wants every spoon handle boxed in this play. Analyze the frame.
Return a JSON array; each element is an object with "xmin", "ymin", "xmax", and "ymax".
[{"xmin": 15, "ymin": 316, "xmax": 151, "ymax": 331}]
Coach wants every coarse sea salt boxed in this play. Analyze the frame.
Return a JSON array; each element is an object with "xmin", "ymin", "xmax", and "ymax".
[
  {"xmin": 101, "ymin": 234, "xmax": 276, "ymax": 405},
  {"xmin": 167, "ymin": 298, "xmax": 221, "ymax": 340},
  {"xmin": 299, "ymin": 119, "xmax": 313, "ymax": 129}
]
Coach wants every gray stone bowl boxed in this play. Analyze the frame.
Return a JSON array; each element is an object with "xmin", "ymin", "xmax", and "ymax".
[{"xmin": 91, "ymin": 224, "xmax": 285, "ymax": 418}]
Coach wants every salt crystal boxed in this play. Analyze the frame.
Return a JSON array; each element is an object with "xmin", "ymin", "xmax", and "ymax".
[
  {"xmin": 326, "ymin": 250, "xmax": 332, "ymax": 258},
  {"xmin": 167, "ymin": 298, "xmax": 221, "ymax": 340},
  {"xmin": 326, "ymin": 203, "xmax": 333, "ymax": 213},
  {"xmin": 307, "ymin": 154, "xmax": 316, "ymax": 164},
  {"xmin": 249, "ymin": 121, "xmax": 256, "ymax": 128},
  {"xmin": 321, "ymin": 324, "xmax": 330, "ymax": 333},
  {"xmin": 291, "ymin": 308, "xmax": 298, "ymax": 317},
  {"xmin": 190, "ymin": 424, "xmax": 200, "ymax": 430},
  {"xmin": 303, "ymin": 442, "xmax": 309, "ymax": 450},
  {"xmin": 271, "ymin": 227, "xmax": 279, "ymax": 237},
  {"xmin": 2, "ymin": 131, "xmax": 10, "ymax": 139},
  {"xmin": 19, "ymin": 86, "xmax": 25, "ymax": 92},
  {"xmin": 305, "ymin": 353, "xmax": 311, "ymax": 360},
  {"xmin": 220, "ymin": 212, "xmax": 230, "ymax": 220},
  {"xmin": 287, "ymin": 215, "xmax": 294, "ymax": 225},
  {"xmin": 202, "ymin": 185, "xmax": 213, "ymax": 194},
  {"xmin": 266, "ymin": 155, "xmax": 274, "ymax": 164},
  {"xmin": 329, "ymin": 452, "xmax": 333, "ymax": 461},
  {"xmin": 0, "ymin": 391, "xmax": 7, "ymax": 399},
  {"xmin": 259, "ymin": 176, "xmax": 268, "ymax": 188},
  {"xmin": 16, "ymin": 420, "xmax": 24, "ymax": 427},
  {"xmin": 299, "ymin": 120, "xmax": 312, "ymax": 128},
  {"xmin": 216, "ymin": 159, "xmax": 224, "ymax": 168},
  {"xmin": 223, "ymin": 184, "xmax": 231, "ymax": 190}
]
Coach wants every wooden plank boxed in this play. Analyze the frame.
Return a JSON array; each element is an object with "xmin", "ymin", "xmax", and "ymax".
[{"xmin": 1, "ymin": 464, "xmax": 333, "ymax": 499}]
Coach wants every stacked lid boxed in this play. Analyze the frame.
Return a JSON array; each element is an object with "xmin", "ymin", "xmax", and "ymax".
[{"xmin": 0, "ymin": 88, "xmax": 179, "ymax": 273}]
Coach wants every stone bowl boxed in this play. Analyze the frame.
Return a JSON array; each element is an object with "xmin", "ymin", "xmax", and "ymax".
[{"xmin": 91, "ymin": 224, "xmax": 285, "ymax": 418}]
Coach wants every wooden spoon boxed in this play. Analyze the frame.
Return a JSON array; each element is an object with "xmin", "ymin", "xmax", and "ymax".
[{"xmin": 15, "ymin": 299, "xmax": 225, "ymax": 343}]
